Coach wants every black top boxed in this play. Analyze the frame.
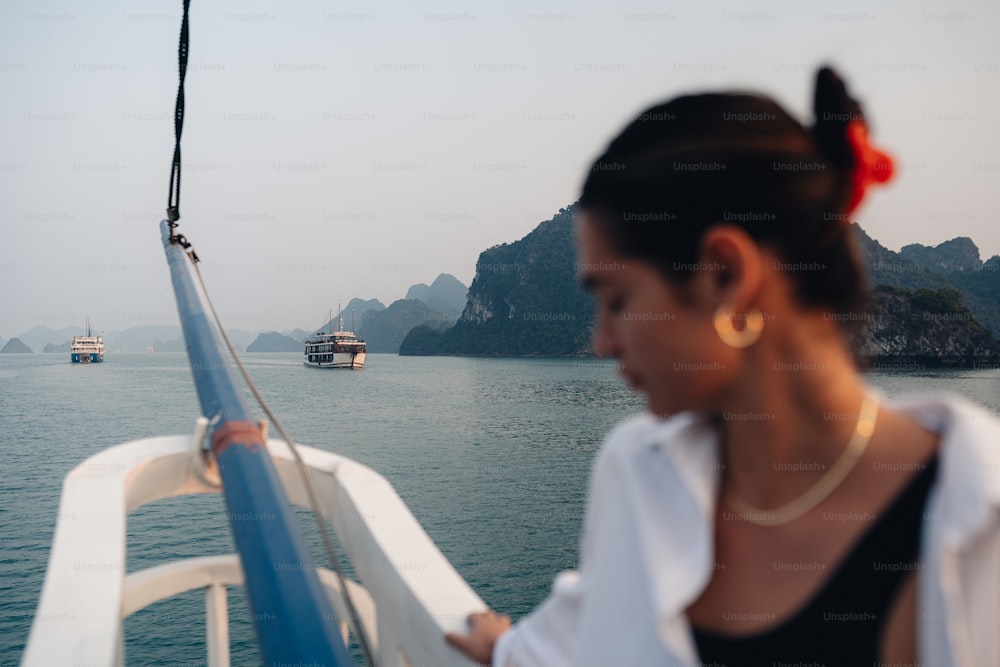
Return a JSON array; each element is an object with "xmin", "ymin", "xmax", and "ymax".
[{"xmin": 692, "ymin": 454, "xmax": 939, "ymax": 666}]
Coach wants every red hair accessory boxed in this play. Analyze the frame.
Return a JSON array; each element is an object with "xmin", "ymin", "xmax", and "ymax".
[{"xmin": 845, "ymin": 120, "xmax": 895, "ymax": 214}]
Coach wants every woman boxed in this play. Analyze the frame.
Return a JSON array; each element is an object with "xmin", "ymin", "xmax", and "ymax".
[{"xmin": 446, "ymin": 67, "xmax": 1000, "ymax": 666}]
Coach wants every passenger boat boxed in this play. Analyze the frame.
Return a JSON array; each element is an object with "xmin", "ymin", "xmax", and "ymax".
[
  {"xmin": 304, "ymin": 310, "xmax": 367, "ymax": 369},
  {"xmin": 70, "ymin": 319, "xmax": 104, "ymax": 363}
]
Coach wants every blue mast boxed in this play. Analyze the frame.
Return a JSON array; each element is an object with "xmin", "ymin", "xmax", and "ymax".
[{"xmin": 161, "ymin": 219, "xmax": 352, "ymax": 666}]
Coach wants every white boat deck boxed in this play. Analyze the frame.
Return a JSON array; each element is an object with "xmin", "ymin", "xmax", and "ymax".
[{"xmin": 21, "ymin": 425, "xmax": 486, "ymax": 666}]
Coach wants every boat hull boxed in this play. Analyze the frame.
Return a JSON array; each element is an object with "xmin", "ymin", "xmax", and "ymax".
[
  {"xmin": 71, "ymin": 331, "xmax": 104, "ymax": 363},
  {"xmin": 304, "ymin": 351, "xmax": 366, "ymax": 369}
]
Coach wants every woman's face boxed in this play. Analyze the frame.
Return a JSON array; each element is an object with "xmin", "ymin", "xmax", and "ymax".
[{"xmin": 575, "ymin": 210, "xmax": 738, "ymax": 417}]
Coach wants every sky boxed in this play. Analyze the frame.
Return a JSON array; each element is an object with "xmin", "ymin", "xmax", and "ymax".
[{"xmin": 1, "ymin": 0, "xmax": 998, "ymax": 338}]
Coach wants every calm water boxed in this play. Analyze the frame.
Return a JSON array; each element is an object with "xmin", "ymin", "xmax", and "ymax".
[{"xmin": 1, "ymin": 352, "xmax": 998, "ymax": 665}]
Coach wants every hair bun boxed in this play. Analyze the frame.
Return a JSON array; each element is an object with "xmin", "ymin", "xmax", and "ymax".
[{"xmin": 812, "ymin": 66, "xmax": 865, "ymax": 170}]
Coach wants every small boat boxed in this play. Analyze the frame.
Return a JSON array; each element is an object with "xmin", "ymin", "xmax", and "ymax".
[
  {"xmin": 304, "ymin": 308, "xmax": 367, "ymax": 369},
  {"xmin": 70, "ymin": 319, "xmax": 104, "ymax": 363}
]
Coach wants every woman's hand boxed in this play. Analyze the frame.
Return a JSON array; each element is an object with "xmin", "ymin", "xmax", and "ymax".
[{"xmin": 445, "ymin": 609, "xmax": 512, "ymax": 665}]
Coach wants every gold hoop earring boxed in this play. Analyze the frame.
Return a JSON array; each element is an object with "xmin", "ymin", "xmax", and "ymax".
[{"xmin": 714, "ymin": 304, "xmax": 764, "ymax": 349}]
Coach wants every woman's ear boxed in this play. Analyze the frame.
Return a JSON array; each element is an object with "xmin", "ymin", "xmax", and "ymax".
[{"xmin": 696, "ymin": 225, "xmax": 764, "ymax": 313}]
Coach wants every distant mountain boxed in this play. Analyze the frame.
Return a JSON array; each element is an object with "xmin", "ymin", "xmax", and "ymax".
[
  {"xmin": 304, "ymin": 291, "xmax": 458, "ymax": 354},
  {"xmin": 118, "ymin": 327, "xmax": 255, "ymax": 353},
  {"xmin": 852, "ymin": 226, "xmax": 1000, "ymax": 337},
  {"xmin": 400, "ymin": 207, "xmax": 593, "ymax": 356},
  {"xmin": 847, "ymin": 286, "xmax": 997, "ymax": 366},
  {"xmin": 402, "ymin": 207, "xmax": 999, "ymax": 362},
  {"xmin": 13, "ymin": 324, "xmax": 263, "ymax": 353},
  {"xmin": 103, "ymin": 325, "xmax": 181, "ymax": 352},
  {"xmin": 13, "ymin": 282, "xmax": 466, "ymax": 357},
  {"xmin": 1, "ymin": 338, "xmax": 32, "ymax": 353},
  {"xmin": 315, "ymin": 298, "xmax": 386, "ymax": 334},
  {"xmin": 354, "ymin": 299, "xmax": 454, "ymax": 353},
  {"xmin": 246, "ymin": 332, "xmax": 302, "ymax": 352},
  {"xmin": 405, "ymin": 274, "xmax": 468, "ymax": 316},
  {"xmin": 900, "ymin": 237, "xmax": 984, "ymax": 272},
  {"xmin": 17, "ymin": 326, "xmax": 81, "ymax": 353},
  {"xmin": 280, "ymin": 328, "xmax": 311, "ymax": 341},
  {"xmin": 215, "ymin": 329, "xmax": 257, "ymax": 351}
]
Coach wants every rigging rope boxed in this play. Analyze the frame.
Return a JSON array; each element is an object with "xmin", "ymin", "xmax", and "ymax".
[
  {"xmin": 163, "ymin": 3, "xmax": 376, "ymax": 663},
  {"xmin": 167, "ymin": 0, "xmax": 190, "ymax": 227}
]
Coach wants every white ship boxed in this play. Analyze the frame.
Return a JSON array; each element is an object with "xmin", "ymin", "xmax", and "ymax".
[
  {"xmin": 70, "ymin": 319, "xmax": 105, "ymax": 363},
  {"xmin": 304, "ymin": 310, "xmax": 366, "ymax": 369}
]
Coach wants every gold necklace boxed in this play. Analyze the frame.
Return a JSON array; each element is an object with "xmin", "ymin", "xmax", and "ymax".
[{"xmin": 725, "ymin": 394, "xmax": 880, "ymax": 527}]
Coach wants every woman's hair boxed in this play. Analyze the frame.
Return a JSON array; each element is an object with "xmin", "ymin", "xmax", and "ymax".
[{"xmin": 580, "ymin": 66, "xmax": 870, "ymax": 318}]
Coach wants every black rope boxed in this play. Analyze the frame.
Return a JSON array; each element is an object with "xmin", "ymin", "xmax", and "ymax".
[{"xmin": 167, "ymin": 0, "xmax": 191, "ymax": 229}]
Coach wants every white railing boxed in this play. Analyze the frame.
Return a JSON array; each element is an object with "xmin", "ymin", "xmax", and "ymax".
[
  {"xmin": 22, "ymin": 430, "xmax": 486, "ymax": 666},
  {"xmin": 121, "ymin": 554, "xmax": 377, "ymax": 666}
]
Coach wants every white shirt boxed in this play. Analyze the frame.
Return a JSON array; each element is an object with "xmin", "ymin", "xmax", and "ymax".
[{"xmin": 493, "ymin": 394, "xmax": 1000, "ymax": 667}]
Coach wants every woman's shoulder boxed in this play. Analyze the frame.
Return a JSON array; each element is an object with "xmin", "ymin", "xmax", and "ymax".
[
  {"xmin": 599, "ymin": 411, "xmax": 702, "ymax": 457},
  {"xmin": 889, "ymin": 392, "xmax": 1000, "ymax": 459},
  {"xmin": 594, "ymin": 411, "xmax": 718, "ymax": 491},
  {"xmin": 890, "ymin": 393, "xmax": 1000, "ymax": 539}
]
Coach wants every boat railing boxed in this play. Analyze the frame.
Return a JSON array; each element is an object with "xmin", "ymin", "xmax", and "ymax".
[{"xmin": 21, "ymin": 428, "xmax": 486, "ymax": 666}]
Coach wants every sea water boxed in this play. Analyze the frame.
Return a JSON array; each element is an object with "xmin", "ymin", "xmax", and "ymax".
[{"xmin": 1, "ymin": 353, "xmax": 997, "ymax": 665}]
